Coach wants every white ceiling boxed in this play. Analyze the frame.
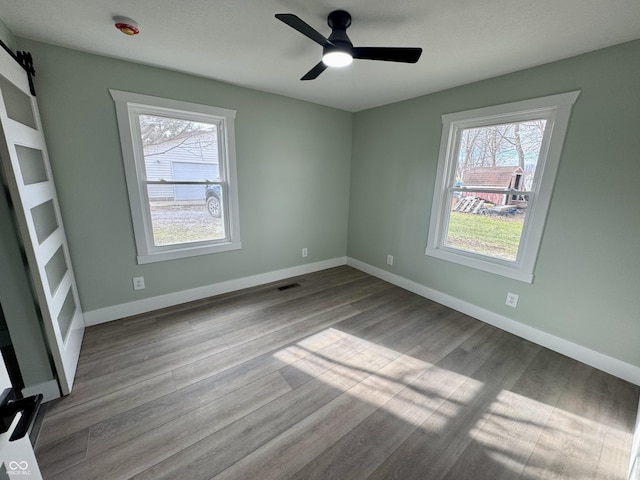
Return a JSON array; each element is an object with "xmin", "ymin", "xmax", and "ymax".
[{"xmin": 1, "ymin": 0, "xmax": 639, "ymax": 112}]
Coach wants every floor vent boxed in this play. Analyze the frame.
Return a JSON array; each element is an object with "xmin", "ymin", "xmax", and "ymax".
[{"xmin": 278, "ymin": 283, "xmax": 301, "ymax": 291}]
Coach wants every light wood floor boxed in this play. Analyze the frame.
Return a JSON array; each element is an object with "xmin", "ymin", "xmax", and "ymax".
[{"xmin": 36, "ymin": 266, "xmax": 639, "ymax": 479}]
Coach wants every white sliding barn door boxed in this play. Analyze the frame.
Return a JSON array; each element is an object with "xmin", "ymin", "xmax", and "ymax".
[{"xmin": 0, "ymin": 49, "xmax": 84, "ymax": 395}]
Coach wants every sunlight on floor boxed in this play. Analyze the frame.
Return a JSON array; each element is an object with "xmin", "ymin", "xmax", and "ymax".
[
  {"xmin": 471, "ymin": 390, "xmax": 554, "ymax": 476},
  {"xmin": 273, "ymin": 327, "xmax": 483, "ymax": 430},
  {"xmin": 471, "ymin": 390, "xmax": 633, "ymax": 478},
  {"xmin": 271, "ymin": 327, "xmax": 635, "ymax": 480}
]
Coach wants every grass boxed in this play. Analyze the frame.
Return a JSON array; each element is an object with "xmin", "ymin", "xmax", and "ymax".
[
  {"xmin": 149, "ymin": 204, "xmax": 224, "ymax": 246},
  {"xmin": 446, "ymin": 211, "xmax": 524, "ymax": 261}
]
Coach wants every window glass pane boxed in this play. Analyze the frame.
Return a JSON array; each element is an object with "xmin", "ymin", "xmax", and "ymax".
[
  {"xmin": 138, "ymin": 114, "xmax": 225, "ymax": 247},
  {"xmin": 0, "ymin": 75, "xmax": 36, "ymax": 128},
  {"xmin": 45, "ymin": 246, "xmax": 67, "ymax": 295},
  {"xmin": 148, "ymin": 188, "xmax": 226, "ymax": 246},
  {"xmin": 446, "ymin": 195, "xmax": 529, "ymax": 262},
  {"xmin": 16, "ymin": 145, "xmax": 48, "ymax": 185},
  {"xmin": 447, "ymin": 120, "xmax": 545, "ymax": 262},
  {"xmin": 31, "ymin": 199, "xmax": 58, "ymax": 244},
  {"xmin": 138, "ymin": 114, "xmax": 219, "ymax": 182},
  {"xmin": 57, "ymin": 288, "xmax": 75, "ymax": 341},
  {"xmin": 455, "ymin": 120, "xmax": 546, "ymax": 190}
]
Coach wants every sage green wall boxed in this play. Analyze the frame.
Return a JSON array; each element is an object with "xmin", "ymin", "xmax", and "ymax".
[
  {"xmin": 348, "ymin": 39, "xmax": 640, "ymax": 367},
  {"xmin": 16, "ymin": 39, "xmax": 352, "ymax": 313}
]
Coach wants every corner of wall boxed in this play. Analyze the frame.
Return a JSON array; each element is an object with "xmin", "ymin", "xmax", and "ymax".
[{"xmin": 0, "ymin": 18, "xmax": 16, "ymax": 52}]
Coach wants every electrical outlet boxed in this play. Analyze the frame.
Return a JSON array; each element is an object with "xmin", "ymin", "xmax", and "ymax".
[
  {"xmin": 302, "ymin": 247, "xmax": 308, "ymax": 258},
  {"xmin": 133, "ymin": 276, "xmax": 145, "ymax": 291},
  {"xmin": 386, "ymin": 254, "xmax": 394, "ymax": 266},
  {"xmin": 505, "ymin": 292, "xmax": 519, "ymax": 308}
]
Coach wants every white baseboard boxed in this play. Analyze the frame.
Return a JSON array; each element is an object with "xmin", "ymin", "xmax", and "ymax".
[
  {"xmin": 347, "ymin": 257, "xmax": 640, "ymax": 386},
  {"xmin": 22, "ymin": 379, "xmax": 60, "ymax": 403},
  {"xmin": 83, "ymin": 257, "xmax": 347, "ymax": 326}
]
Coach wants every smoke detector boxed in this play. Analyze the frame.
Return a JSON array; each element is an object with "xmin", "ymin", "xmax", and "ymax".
[{"xmin": 113, "ymin": 16, "xmax": 140, "ymax": 36}]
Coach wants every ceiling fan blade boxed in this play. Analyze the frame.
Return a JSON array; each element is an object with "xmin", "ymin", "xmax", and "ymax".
[
  {"xmin": 352, "ymin": 47, "xmax": 422, "ymax": 63},
  {"xmin": 275, "ymin": 14, "xmax": 334, "ymax": 48},
  {"xmin": 301, "ymin": 62, "xmax": 328, "ymax": 81}
]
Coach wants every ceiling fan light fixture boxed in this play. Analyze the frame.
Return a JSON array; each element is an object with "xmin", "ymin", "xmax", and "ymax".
[{"xmin": 322, "ymin": 51, "xmax": 352, "ymax": 67}]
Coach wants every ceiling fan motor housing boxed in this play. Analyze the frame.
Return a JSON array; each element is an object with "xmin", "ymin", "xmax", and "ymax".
[
  {"xmin": 327, "ymin": 10, "xmax": 351, "ymax": 30},
  {"xmin": 325, "ymin": 10, "xmax": 353, "ymax": 55}
]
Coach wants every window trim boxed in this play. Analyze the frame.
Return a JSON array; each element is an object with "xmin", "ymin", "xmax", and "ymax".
[
  {"xmin": 425, "ymin": 91, "xmax": 580, "ymax": 283},
  {"xmin": 110, "ymin": 90, "xmax": 241, "ymax": 264}
]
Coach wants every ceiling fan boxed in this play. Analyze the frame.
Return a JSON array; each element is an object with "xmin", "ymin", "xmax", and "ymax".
[{"xmin": 275, "ymin": 10, "xmax": 422, "ymax": 81}]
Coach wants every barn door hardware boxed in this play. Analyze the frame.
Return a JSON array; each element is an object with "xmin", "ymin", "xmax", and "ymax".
[{"xmin": 0, "ymin": 37, "xmax": 36, "ymax": 95}]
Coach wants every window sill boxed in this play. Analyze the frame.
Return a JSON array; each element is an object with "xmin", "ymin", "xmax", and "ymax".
[
  {"xmin": 425, "ymin": 246, "xmax": 534, "ymax": 283},
  {"xmin": 137, "ymin": 240, "xmax": 242, "ymax": 264}
]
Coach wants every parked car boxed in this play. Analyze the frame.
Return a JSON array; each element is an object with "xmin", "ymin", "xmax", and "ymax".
[{"xmin": 205, "ymin": 184, "xmax": 221, "ymax": 217}]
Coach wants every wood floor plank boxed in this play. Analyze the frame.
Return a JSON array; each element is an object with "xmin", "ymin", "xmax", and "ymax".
[
  {"xmin": 46, "ymin": 334, "xmax": 230, "ymax": 416},
  {"xmin": 132, "ymin": 339, "xmax": 408, "ymax": 480},
  {"xmin": 183, "ymin": 269, "xmax": 359, "ymax": 332},
  {"xmin": 596, "ymin": 432, "xmax": 635, "ymax": 480},
  {"xmin": 71, "ymin": 281, "xmax": 364, "ymax": 409},
  {"xmin": 171, "ymin": 304, "xmax": 362, "ymax": 389},
  {"xmin": 366, "ymin": 334, "xmax": 541, "ymax": 480},
  {"xmin": 419, "ymin": 310, "xmax": 483, "ymax": 358},
  {"xmin": 86, "ymin": 328, "xmax": 347, "ymax": 457},
  {"xmin": 287, "ymin": 346, "xmax": 482, "ymax": 480},
  {"xmin": 336, "ymin": 298, "xmax": 435, "ymax": 346},
  {"xmin": 279, "ymin": 298, "xmax": 445, "ymax": 390},
  {"xmin": 38, "ymin": 372, "xmax": 176, "ymax": 447},
  {"xmin": 79, "ymin": 309, "xmax": 198, "ymax": 361},
  {"xmin": 78, "ymin": 318, "xmax": 192, "ymax": 365},
  {"xmin": 258, "ymin": 275, "xmax": 384, "ymax": 319},
  {"xmin": 458, "ymin": 321, "xmax": 507, "ymax": 360},
  {"xmin": 35, "ymin": 428, "xmax": 88, "ymax": 477},
  {"xmin": 521, "ymin": 363, "xmax": 637, "ymax": 480},
  {"xmin": 595, "ymin": 376, "xmax": 639, "ymax": 480},
  {"xmin": 45, "ymin": 372, "xmax": 291, "ymax": 480},
  {"xmin": 439, "ymin": 348, "xmax": 576, "ymax": 480},
  {"xmin": 209, "ymin": 350, "xmax": 432, "ymax": 480},
  {"xmin": 35, "ymin": 267, "xmax": 639, "ymax": 480},
  {"xmin": 75, "ymin": 327, "xmax": 228, "ymax": 383},
  {"xmin": 349, "ymin": 284, "xmax": 418, "ymax": 313},
  {"xmin": 278, "ymin": 333, "xmax": 375, "ymax": 389}
]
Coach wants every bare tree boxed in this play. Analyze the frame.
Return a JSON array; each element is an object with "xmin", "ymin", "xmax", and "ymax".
[
  {"xmin": 458, "ymin": 119, "xmax": 547, "ymax": 182},
  {"xmin": 139, "ymin": 114, "xmax": 216, "ymax": 158}
]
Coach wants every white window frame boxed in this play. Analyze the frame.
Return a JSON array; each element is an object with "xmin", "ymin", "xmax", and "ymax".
[
  {"xmin": 426, "ymin": 91, "xmax": 580, "ymax": 283},
  {"xmin": 111, "ymin": 90, "xmax": 241, "ymax": 264}
]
